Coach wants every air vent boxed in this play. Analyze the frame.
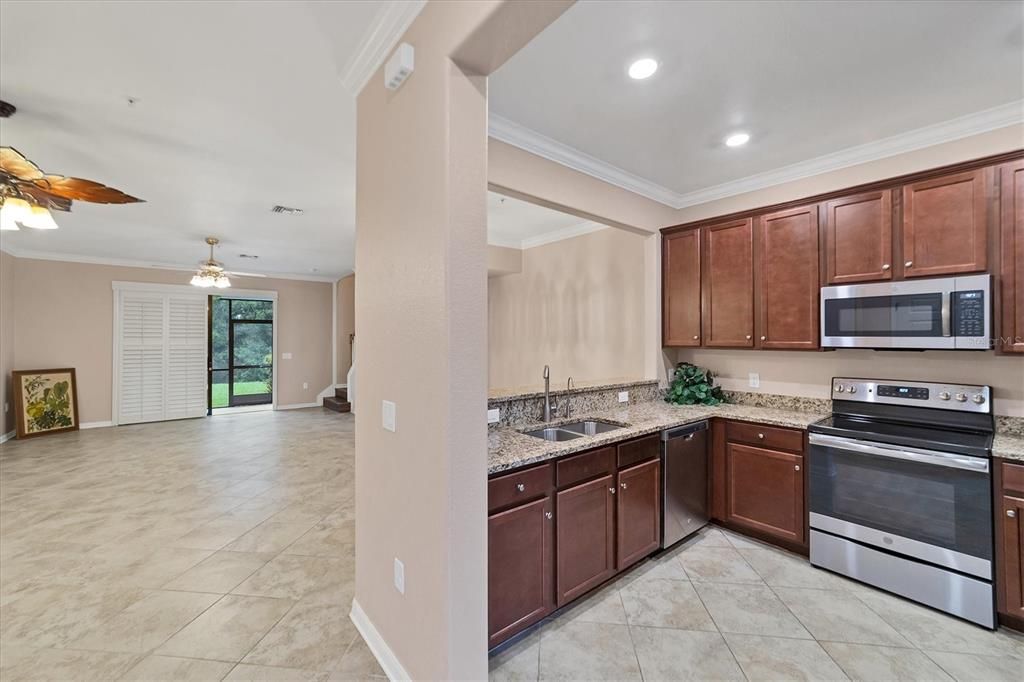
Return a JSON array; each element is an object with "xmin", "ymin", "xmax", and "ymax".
[
  {"xmin": 271, "ymin": 205, "xmax": 304, "ymax": 215},
  {"xmin": 238, "ymin": 254, "xmax": 259, "ymax": 259}
]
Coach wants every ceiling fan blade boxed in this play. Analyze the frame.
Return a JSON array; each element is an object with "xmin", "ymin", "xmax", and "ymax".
[
  {"xmin": 0, "ymin": 146, "xmax": 44, "ymax": 181},
  {"xmin": 33, "ymin": 175, "xmax": 143, "ymax": 204},
  {"xmin": 18, "ymin": 185, "xmax": 73, "ymax": 211}
]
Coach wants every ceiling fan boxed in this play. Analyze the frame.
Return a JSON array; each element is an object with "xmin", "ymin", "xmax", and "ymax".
[
  {"xmin": 0, "ymin": 145, "xmax": 143, "ymax": 231},
  {"xmin": 184, "ymin": 237, "xmax": 267, "ymax": 288}
]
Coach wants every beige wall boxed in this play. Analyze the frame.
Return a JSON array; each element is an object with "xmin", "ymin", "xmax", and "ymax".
[
  {"xmin": 489, "ymin": 227, "xmax": 648, "ymax": 390},
  {"xmin": 487, "ymin": 243, "xmax": 522, "ymax": 277},
  {"xmin": 336, "ymin": 274, "xmax": 355, "ymax": 383},
  {"xmin": 2, "ymin": 255, "xmax": 332, "ymax": 424},
  {"xmin": 1, "ymin": 250, "xmax": 15, "ymax": 434}
]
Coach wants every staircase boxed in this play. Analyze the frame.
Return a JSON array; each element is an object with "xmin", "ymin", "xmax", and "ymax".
[{"xmin": 324, "ymin": 386, "xmax": 351, "ymax": 413}]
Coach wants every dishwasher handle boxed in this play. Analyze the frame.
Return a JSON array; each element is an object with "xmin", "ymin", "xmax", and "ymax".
[{"xmin": 662, "ymin": 420, "xmax": 709, "ymax": 442}]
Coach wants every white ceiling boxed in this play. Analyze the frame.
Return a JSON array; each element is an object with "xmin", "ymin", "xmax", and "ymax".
[
  {"xmin": 487, "ymin": 191, "xmax": 605, "ymax": 249},
  {"xmin": 0, "ymin": 0, "xmax": 401, "ymax": 280},
  {"xmin": 490, "ymin": 1, "xmax": 1024, "ymax": 206}
]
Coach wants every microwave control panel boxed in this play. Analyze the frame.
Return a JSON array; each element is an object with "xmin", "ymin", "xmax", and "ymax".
[{"xmin": 953, "ymin": 290, "xmax": 985, "ymax": 337}]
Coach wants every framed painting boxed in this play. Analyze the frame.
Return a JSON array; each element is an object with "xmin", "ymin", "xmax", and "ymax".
[{"xmin": 12, "ymin": 368, "xmax": 79, "ymax": 439}]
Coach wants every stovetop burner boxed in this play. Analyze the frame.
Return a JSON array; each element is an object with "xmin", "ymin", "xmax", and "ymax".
[{"xmin": 808, "ymin": 414, "xmax": 993, "ymax": 458}]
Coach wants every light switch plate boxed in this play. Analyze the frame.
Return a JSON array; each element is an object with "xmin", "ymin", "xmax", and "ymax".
[
  {"xmin": 394, "ymin": 557, "xmax": 405, "ymax": 594},
  {"xmin": 382, "ymin": 400, "xmax": 397, "ymax": 432},
  {"xmin": 487, "ymin": 408, "xmax": 500, "ymax": 424},
  {"xmin": 618, "ymin": 391, "xmax": 629, "ymax": 403},
  {"xmin": 749, "ymin": 373, "xmax": 760, "ymax": 388},
  {"xmin": 281, "ymin": 352, "xmax": 293, "ymax": 360}
]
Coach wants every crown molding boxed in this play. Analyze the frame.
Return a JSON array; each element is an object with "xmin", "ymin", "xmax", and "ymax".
[
  {"xmin": 0, "ymin": 246, "xmax": 339, "ymax": 283},
  {"xmin": 488, "ymin": 99, "xmax": 1024, "ymax": 211},
  {"xmin": 486, "ymin": 236, "xmax": 523, "ymax": 250},
  {"xmin": 488, "ymin": 221, "xmax": 608, "ymax": 251},
  {"xmin": 340, "ymin": 0, "xmax": 426, "ymax": 96}
]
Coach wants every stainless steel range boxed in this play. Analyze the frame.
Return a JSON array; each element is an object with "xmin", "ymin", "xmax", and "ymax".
[{"xmin": 807, "ymin": 377, "xmax": 995, "ymax": 628}]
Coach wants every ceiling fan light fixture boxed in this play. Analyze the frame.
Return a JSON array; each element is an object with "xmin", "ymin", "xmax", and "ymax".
[
  {"xmin": 0, "ymin": 197, "xmax": 31, "ymax": 231},
  {"xmin": 21, "ymin": 205, "xmax": 59, "ymax": 230},
  {"xmin": 190, "ymin": 237, "xmax": 232, "ymax": 289}
]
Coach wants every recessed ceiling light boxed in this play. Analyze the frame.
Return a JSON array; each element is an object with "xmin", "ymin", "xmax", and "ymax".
[
  {"xmin": 725, "ymin": 132, "xmax": 751, "ymax": 147},
  {"xmin": 628, "ymin": 58, "xmax": 658, "ymax": 80}
]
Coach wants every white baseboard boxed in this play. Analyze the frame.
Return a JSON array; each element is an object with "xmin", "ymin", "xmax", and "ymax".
[
  {"xmin": 350, "ymin": 598, "xmax": 410, "ymax": 681},
  {"xmin": 275, "ymin": 402, "xmax": 321, "ymax": 411},
  {"xmin": 81, "ymin": 421, "xmax": 113, "ymax": 430},
  {"xmin": 0, "ymin": 430, "xmax": 15, "ymax": 444}
]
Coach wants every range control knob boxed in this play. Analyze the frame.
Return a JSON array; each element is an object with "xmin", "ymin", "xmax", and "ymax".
[
  {"xmin": 835, "ymin": 385, "xmax": 845, "ymax": 393},
  {"xmin": 955, "ymin": 393, "xmax": 968, "ymax": 402},
  {"xmin": 972, "ymin": 394, "xmax": 986, "ymax": 405},
  {"xmin": 847, "ymin": 385, "xmax": 857, "ymax": 394},
  {"xmin": 938, "ymin": 391, "xmax": 951, "ymax": 401}
]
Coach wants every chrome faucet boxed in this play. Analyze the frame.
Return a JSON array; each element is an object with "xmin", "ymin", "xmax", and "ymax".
[
  {"xmin": 543, "ymin": 365, "xmax": 553, "ymax": 422},
  {"xmin": 565, "ymin": 377, "xmax": 574, "ymax": 419}
]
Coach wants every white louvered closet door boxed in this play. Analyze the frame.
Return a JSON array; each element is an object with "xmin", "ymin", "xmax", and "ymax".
[
  {"xmin": 117, "ymin": 291, "xmax": 207, "ymax": 424},
  {"xmin": 165, "ymin": 296, "xmax": 208, "ymax": 420}
]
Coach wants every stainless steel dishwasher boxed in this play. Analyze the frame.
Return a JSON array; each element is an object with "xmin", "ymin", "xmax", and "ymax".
[{"xmin": 661, "ymin": 421, "xmax": 709, "ymax": 548}]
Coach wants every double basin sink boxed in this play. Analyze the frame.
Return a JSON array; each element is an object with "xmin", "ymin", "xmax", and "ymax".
[{"xmin": 522, "ymin": 419, "xmax": 624, "ymax": 442}]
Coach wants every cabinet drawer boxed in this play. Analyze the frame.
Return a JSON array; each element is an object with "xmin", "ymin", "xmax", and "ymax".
[
  {"xmin": 726, "ymin": 421, "xmax": 803, "ymax": 453},
  {"xmin": 489, "ymin": 462, "xmax": 553, "ymax": 513},
  {"xmin": 1002, "ymin": 461, "xmax": 1024, "ymax": 496},
  {"xmin": 557, "ymin": 447, "xmax": 615, "ymax": 489},
  {"xmin": 617, "ymin": 433, "xmax": 660, "ymax": 469}
]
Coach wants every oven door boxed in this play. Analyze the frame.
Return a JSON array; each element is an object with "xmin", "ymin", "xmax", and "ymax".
[
  {"xmin": 821, "ymin": 279, "xmax": 953, "ymax": 349},
  {"xmin": 808, "ymin": 433, "xmax": 992, "ymax": 578}
]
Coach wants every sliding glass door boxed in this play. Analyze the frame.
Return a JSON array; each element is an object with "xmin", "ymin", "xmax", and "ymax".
[{"xmin": 209, "ymin": 297, "xmax": 273, "ymax": 410}]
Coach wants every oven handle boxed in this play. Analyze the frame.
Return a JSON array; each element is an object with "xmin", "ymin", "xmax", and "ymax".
[{"xmin": 808, "ymin": 433, "xmax": 989, "ymax": 473}]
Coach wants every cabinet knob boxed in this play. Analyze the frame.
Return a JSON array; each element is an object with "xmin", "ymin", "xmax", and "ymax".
[
  {"xmin": 905, "ymin": 260, "xmax": 913, "ymax": 268},
  {"xmin": 515, "ymin": 483, "xmax": 525, "ymax": 492},
  {"xmin": 882, "ymin": 264, "xmax": 891, "ymax": 270},
  {"xmin": 746, "ymin": 335, "xmax": 752, "ymax": 340},
  {"xmin": 1009, "ymin": 509, "xmax": 1018, "ymax": 518},
  {"xmin": 609, "ymin": 487, "xmax": 616, "ymax": 495},
  {"xmin": 760, "ymin": 335, "xmax": 766, "ymax": 341},
  {"xmin": 758, "ymin": 433, "xmax": 764, "ymax": 439},
  {"xmin": 794, "ymin": 465, "xmax": 801, "ymax": 471},
  {"xmin": 621, "ymin": 482, "xmax": 628, "ymax": 490},
  {"xmin": 693, "ymin": 335, "xmax": 699, "ymax": 340},
  {"xmin": 545, "ymin": 511, "xmax": 553, "ymax": 520}
]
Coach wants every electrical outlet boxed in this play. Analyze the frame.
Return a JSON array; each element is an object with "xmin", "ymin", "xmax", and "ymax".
[
  {"xmin": 382, "ymin": 400, "xmax": 397, "ymax": 432},
  {"xmin": 749, "ymin": 373, "xmax": 760, "ymax": 388},
  {"xmin": 618, "ymin": 391, "xmax": 629, "ymax": 403},
  {"xmin": 394, "ymin": 557, "xmax": 405, "ymax": 594},
  {"xmin": 302, "ymin": 382, "xmax": 308, "ymax": 390},
  {"xmin": 487, "ymin": 408, "xmax": 500, "ymax": 424},
  {"xmin": 281, "ymin": 352, "xmax": 293, "ymax": 360}
]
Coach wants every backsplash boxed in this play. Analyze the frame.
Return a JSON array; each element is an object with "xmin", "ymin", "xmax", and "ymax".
[
  {"xmin": 997, "ymin": 416, "xmax": 1024, "ymax": 436},
  {"xmin": 722, "ymin": 390, "xmax": 831, "ymax": 414},
  {"xmin": 488, "ymin": 380, "xmax": 662, "ymax": 428}
]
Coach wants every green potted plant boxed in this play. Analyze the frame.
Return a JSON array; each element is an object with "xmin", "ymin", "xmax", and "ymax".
[{"xmin": 666, "ymin": 362, "xmax": 726, "ymax": 406}]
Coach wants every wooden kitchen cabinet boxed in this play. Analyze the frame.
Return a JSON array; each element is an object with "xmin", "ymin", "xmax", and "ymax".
[
  {"xmin": 725, "ymin": 443, "xmax": 804, "ymax": 546},
  {"xmin": 756, "ymin": 204, "xmax": 820, "ymax": 349},
  {"xmin": 901, "ymin": 169, "xmax": 989, "ymax": 278},
  {"xmin": 663, "ymin": 228, "xmax": 702, "ymax": 347},
  {"xmin": 997, "ymin": 461, "xmax": 1024, "ymax": 631},
  {"xmin": 616, "ymin": 458, "xmax": 661, "ymax": 571},
  {"xmin": 999, "ymin": 160, "xmax": 1024, "ymax": 354},
  {"xmin": 556, "ymin": 474, "xmax": 616, "ymax": 606},
  {"xmin": 702, "ymin": 218, "xmax": 755, "ymax": 347},
  {"xmin": 488, "ymin": 496, "xmax": 554, "ymax": 647},
  {"xmin": 824, "ymin": 190, "xmax": 893, "ymax": 284}
]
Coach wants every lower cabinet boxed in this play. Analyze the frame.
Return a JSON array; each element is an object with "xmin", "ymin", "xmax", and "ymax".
[
  {"xmin": 488, "ymin": 496, "xmax": 554, "ymax": 648},
  {"xmin": 556, "ymin": 474, "xmax": 616, "ymax": 606},
  {"xmin": 616, "ymin": 458, "xmax": 661, "ymax": 570},
  {"xmin": 997, "ymin": 461, "xmax": 1024, "ymax": 631}
]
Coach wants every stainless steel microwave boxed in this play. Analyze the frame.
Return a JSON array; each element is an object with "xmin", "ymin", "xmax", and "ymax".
[{"xmin": 820, "ymin": 274, "xmax": 990, "ymax": 350}]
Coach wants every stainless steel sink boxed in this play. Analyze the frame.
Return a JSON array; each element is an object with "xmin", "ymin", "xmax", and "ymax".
[
  {"xmin": 560, "ymin": 420, "xmax": 624, "ymax": 436},
  {"xmin": 523, "ymin": 427, "xmax": 583, "ymax": 442}
]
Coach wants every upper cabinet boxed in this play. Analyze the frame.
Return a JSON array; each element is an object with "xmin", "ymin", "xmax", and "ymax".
[
  {"xmin": 1000, "ymin": 160, "xmax": 1024, "ymax": 354},
  {"xmin": 663, "ymin": 228, "xmax": 702, "ymax": 347},
  {"xmin": 757, "ymin": 204, "xmax": 820, "ymax": 350},
  {"xmin": 824, "ymin": 190, "xmax": 893, "ymax": 284},
  {"xmin": 901, "ymin": 169, "xmax": 989, "ymax": 278},
  {"xmin": 702, "ymin": 218, "xmax": 755, "ymax": 348}
]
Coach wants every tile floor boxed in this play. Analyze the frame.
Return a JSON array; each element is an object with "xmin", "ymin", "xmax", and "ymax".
[
  {"xmin": 0, "ymin": 409, "xmax": 383, "ymax": 681},
  {"xmin": 489, "ymin": 526, "xmax": 1024, "ymax": 681}
]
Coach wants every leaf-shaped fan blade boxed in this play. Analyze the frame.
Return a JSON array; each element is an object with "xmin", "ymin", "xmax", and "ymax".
[
  {"xmin": 32, "ymin": 175, "xmax": 142, "ymax": 204},
  {"xmin": 18, "ymin": 185, "xmax": 73, "ymax": 212},
  {"xmin": 0, "ymin": 147, "xmax": 44, "ymax": 181}
]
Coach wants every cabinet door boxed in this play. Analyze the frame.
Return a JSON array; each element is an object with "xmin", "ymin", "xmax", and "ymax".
[
  {"xmin": 663, "ymin": 229, "xmax": 702, "ymax": 347},
  {"xmin": 616, "ymin": 459, "xmax": 661, "ymax": 571},
  {"xmin": 825, "ymin": 190, "xmax": 893, "ymax": 283},
  {"xmin": 725, "ymin": 443, "xmax": 804, "ymax": 545},
  {"xmin": 756, "ymin": 204, "xmax": 820, "ymax": 350},
  {"xmin": 703, "ymin": 218, "xmax": 754, "ymax": 347},
  {"xmin": 556, "ymin": 474, "xmax": 615, "ymax": 606},
  {"xmin": 488, "ymin": 496, "xmax": 554, "ymax": 647},
  {"xmin": 1000, "ymin": 160, "xmax": 1024, "ymax": 354},
  {"xmin": 1001, "ymin": 495, "xmax": 1024, "ymax": 621},
  {"xmin": 902, "ymin": 169, "xmax": 988, "ymax": 278}
]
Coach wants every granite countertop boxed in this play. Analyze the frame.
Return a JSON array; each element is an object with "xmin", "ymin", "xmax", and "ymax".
[
  {"xmin": 488, "ymin": 400, "xmax": 826, "ymax": 474},
  {"xmin": 994, "ymin": 434, "xmax": 1024, "ymax": 463}
]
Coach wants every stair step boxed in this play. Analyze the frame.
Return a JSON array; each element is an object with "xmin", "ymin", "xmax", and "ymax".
[
  {"xmin": 334, "ymin": 387, "xmax": 348, "ymax": 400},
  {"xmin": 323, "ymin": 397, "xmax": 351, "ymax": 413}
]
